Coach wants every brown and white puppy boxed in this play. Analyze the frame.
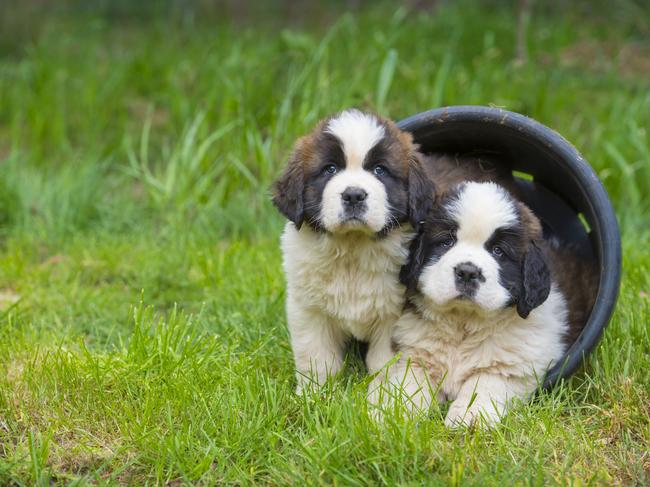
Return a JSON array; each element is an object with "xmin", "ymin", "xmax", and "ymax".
[
  {"xmin": 272, "ymin": 109, "xmax": 434, "ymax": 392},
  {"xmin": 369, "ymin": 181, "xmax": 596, "ymax": 426}
]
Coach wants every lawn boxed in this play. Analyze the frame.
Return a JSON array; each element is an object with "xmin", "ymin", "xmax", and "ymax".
[{"xmin": 0, "ymin": 1, "xmax": 649, "ymax": 485}]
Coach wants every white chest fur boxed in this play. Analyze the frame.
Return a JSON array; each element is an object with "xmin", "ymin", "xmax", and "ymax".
[
  {"xmin": 281, "ymin": 223, "xmax": 411, "ymax": 340},
  {"xmin": 394, "ymin": 286, "xmax": 569, "ymax": 399}
]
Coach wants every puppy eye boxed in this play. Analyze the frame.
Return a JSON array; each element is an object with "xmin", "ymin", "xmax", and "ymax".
[
  {"xmin": 492, "ymin": 246, "xmax": 504, "ymax": 257},
  {"xmin": 372, "ymin": 164, "xmax": 387, "ymax": 176},
  {"xmin": 441, "ymin": 235, "xmax": 456, "ymax": 248},
  {"xmin": 323, "ymin": 164, "xmax": 337, "ymax": 175}
]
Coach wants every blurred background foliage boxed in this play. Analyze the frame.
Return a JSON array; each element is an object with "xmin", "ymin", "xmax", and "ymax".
[{"xmin": 0, "ymin": 0, "xmax": 648, "ymax": 242}]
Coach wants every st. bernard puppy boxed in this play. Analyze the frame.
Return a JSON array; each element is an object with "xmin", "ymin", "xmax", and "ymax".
[
  {"xmin": 369, "ymin": 181, "xmax": 596, "ymax": 426},
  {"xmin": 272, "ymin": 109, "xmax": 435, "ymax": 392}
]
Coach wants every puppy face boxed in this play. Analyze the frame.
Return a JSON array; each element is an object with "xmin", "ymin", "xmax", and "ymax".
[
  {"xmin": 272, "ymin": 109, "xmax": 433, "ymax": 235},
  {"xmin": 401, "ymin": 182, "xmax": 551, "ymax": 318}
]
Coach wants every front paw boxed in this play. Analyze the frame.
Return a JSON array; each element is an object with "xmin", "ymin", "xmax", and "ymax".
[
  {"xmin": 445, "ymin": 400, "xmax": 501, "ymax": 428},
  {"xmin": 445, "ymin": 401, "xmax": 472, "ymax": 428}
]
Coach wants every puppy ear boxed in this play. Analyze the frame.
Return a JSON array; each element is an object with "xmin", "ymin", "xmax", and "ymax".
[
  {"xmin": 408, "ymin": 153, "xmax": 435, "ymax": 232},
  {"xmin": 399, "ymin": 232, "xmax": 427, "ymax": 294},
  {"xmin": 517, "ymin": 241, "xmax": 551, "ymax": 318},
  {"xmin": 271, "ymin": 141, "xmax": 306, "ymax": 229}
]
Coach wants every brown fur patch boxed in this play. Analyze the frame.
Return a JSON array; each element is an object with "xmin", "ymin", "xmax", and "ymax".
[
  {"xmin": 548, "ymin": 244, "xmax": 599, "ymax": 346},
  {"xmin": 421, "ymin": 153, "xmax": 518, "ymax": 199},
  {"xmin": 516, "ymin": 201, "xmax": 544, "ymax": 242}
]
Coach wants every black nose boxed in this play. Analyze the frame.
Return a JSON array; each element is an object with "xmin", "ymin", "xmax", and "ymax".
[
  {"xmin": 454, "ymin": 262, "xmax": 482, "ymax": 283},
  {"xmin": 341, "ymin": 187, "xmax": 367, "ymax": 205}
]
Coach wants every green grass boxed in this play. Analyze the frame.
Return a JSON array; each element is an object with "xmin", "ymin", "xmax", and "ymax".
[{"xmin": 1, "ymin": 1, "xmax": 649, "ymax": 484}]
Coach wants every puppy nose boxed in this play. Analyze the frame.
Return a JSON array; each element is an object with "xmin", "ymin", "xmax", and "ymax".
[
  {"xmin": 454, "ymin": 262, "xmax": 482, "ymax": 283},
  {"xmin": 341, "ymin": 187, "xmax": 367, "ymax": 205}
]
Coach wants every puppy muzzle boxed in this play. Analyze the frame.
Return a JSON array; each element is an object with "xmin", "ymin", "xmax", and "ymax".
[{"xmin": 454, "ymin": 262, "xmax": 485, "ymax": 298}]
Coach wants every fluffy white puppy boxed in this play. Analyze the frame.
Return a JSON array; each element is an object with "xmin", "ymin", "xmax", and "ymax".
[
  {"xmin": 272, "ymin": 109, "xmax": 434, "ymax": 392},
  {"xmin": 370, "ymin": 181, "xmax": 595, "ymax": 426}
]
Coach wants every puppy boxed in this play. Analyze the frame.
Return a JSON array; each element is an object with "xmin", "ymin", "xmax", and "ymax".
[
  {"xmin": 272, "ymin": 109, "xmax": 434, "ymax": 392},
  {"xmin": 370, "ymin": 181, "xmax": 596, "ymax": 426}
]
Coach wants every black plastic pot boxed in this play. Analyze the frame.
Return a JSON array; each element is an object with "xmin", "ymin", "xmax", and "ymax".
[{"xmin": 398, "ymin": 106, "xmax": 621, "ymax": 388}]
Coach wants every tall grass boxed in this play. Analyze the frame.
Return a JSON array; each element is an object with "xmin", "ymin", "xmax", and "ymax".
[{"xmin": 1, "ymin": 3, "xmax": 649, "ymax": 240}]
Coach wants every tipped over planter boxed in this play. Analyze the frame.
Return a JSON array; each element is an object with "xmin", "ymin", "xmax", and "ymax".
[{"xmin": 398, "ymin": 106, "xmax": 621, "ymax": 387}]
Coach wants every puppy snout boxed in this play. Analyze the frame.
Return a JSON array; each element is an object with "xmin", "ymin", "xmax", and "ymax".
[
  {"xmin": 454, "ymin": 262, "xmax": 483, "ymax": 284},
  {"xmin": 341, "ymin": 187, "xmax": 367, "ymax": 206}
]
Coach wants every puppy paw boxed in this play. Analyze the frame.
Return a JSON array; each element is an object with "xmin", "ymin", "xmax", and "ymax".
[
  {"xmin": 444, "ymin": 402, "xmax": 473, "ymax": 428},
  {"xmin": 445, "ymin": 400, "xmax": 501, "ymax": 428}
]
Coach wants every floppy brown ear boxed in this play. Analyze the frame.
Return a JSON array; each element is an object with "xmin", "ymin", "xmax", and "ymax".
[
  {"xmin": 408, "ymin": 153, "xmax": 435, "ymax": 232},
  {"xmin": 271, "ymin": 140, "xmax": 307, "ymax": 228},
  {"xmin": 517, "ymin": 241, "xmax": 551, "ymax": 318}
]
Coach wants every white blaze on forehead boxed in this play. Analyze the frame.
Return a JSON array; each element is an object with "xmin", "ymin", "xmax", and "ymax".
[
  {"xmin": 325, "ymin": 109, "xmax": 385, "ymax": 169},
  {"xmin": 450, "ymin": 182, "xmax": 518, "ymax": 244}
]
